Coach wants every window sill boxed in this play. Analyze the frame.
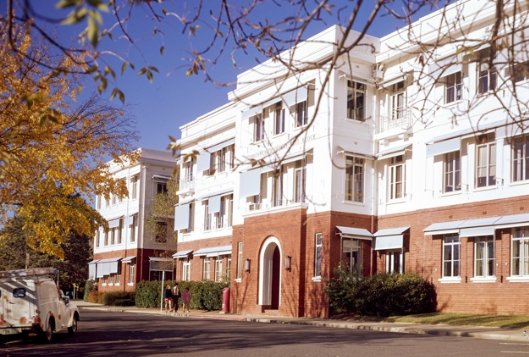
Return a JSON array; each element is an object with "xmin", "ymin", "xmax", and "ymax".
[
  {"xmin": 439, "ymin": 190, "xmax": 462, "ymax": 197},
  {"xmin": 442, "ymin": 99, "xmax": 464, "ymax": 107},
  {"xmin": 234, "ymin": 278, "xmax": 242, "ymax": 284},
  {"xmin": 346, "ymin": 117, "xmax": 368, "ymax": 123},
  {"xmin": 470, "ymin": 277, "xmax": 496, "ymax": 283},
  {"xmin": 312, "ymin": 276, "xmax": 322, "ymax": 283},
  {"xmin": 438, "ymin": 277, "xmax": 462, "ymax": 284},
  {"xmin": 510, "ymin": 180, "xmax": 529, "ymax": 187},
  {"xmin": 343, "ymin": 199, "xmax": 365, "ymax": 206},
  {"xmin": 473, "ymin": 185, "xmax": 497, "ymax": 192},
  {"xmin": 506, "ymin": 276, "xmax": 529, "ymax": 283}
]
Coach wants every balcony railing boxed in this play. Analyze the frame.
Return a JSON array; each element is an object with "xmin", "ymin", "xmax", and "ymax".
[{"xmin": 378, "ymin": 109, "xmax": 412, "ymax": 133}]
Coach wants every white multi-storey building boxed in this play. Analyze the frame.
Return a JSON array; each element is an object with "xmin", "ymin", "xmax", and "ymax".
[
  {"xmin": 90, "ymin": 148, "xmax": 177, "ymax": 292},
  {"xmin": 173, "ymin": 0, "xmax": 529, "ymax": 318}
]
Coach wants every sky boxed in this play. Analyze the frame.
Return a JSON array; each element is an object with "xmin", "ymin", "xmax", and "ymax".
[{"xmin": 18, "ymin": 1, "xmax": 447, "ymax": 152}]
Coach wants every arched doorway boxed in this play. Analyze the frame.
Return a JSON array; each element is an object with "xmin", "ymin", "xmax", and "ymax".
[{"xmin": 258, "ymin": 237, "xmax": 282, "ymax": 310}]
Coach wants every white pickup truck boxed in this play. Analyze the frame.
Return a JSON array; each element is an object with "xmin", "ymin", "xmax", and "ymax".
[{"xmin": 0, "ymin": 267, "xmax": 80, "ymax": 342}]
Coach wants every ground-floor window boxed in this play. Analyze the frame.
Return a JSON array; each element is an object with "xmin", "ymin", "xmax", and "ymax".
[
  {"xmin": 128, "ymin": 263, "xmax": 135, "ymax": 285},
  {"xmin": 203, "ymin": 258, "xmax": 211, "ymax": 280},
  {"xmin": 215, "ymin": 258, "xmax": 223, "ymax": 282},
  {"xmin": 314, "ymin": 233, "xmax": 323, "ymax": 277},
  {"xmin": 474, "ymin": 236, "xmax": 495, "ymax": 278},
  {"xmin": 442, "ymin": 234, "xmax": 460, "ymax": 278},
  {"xmin": 512, "ymin": 227, "xmax": 529, "ymax": 277},
  {"xmin": 342, "ymin": 239, "xmax": 362, "ymax": 276},
  {"xmin": 182, "ymin": 259, "xmax": 191, "ymax": 281},
  {"xmin": 385, "ymin": 250, "xmax": 403, "ymax": 274}
]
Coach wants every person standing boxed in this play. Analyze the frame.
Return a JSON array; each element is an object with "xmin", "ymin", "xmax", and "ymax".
[
  {"xmin": 172, "ymin": 283, "xmax": 180, "ymax": 315},
  {"xmin": 163, "ymin": 284, "xmax": 173, "ymax": 313},
  {"xmin": 182, "ymin": 287, "xmax": 191, "ymax": 317}
]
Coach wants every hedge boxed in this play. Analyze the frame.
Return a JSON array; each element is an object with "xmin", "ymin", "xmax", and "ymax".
[{"xmin": 327, "ymin": 265, "xmax": 437, "ymax": 317}]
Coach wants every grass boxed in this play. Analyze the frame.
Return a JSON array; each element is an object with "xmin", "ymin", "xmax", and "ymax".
[{"xmin": 384, "ymin": 313, "xmax": 529, "ymax": 329}]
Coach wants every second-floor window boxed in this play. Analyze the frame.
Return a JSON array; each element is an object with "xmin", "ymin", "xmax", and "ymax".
[
  {"xmin": 183, "ymin": 160, "xmax": 194, "ymax": 182},
  {"xmin": 253, "ymin": 114, "xmax": 264, "ymax": 142},
  {"xmin": 390, "ymin": 81, "xmax": 406, "ymax": 120},
  {"xmin": 443, "ymin": 151, "xmax": 461, "ymax": 193},
  {"xmin": 272, "ymin": 171, "xmax": 283, "ymax": 207},
  {"xmin": 512, "ymin": 135, "xmax": 529, "ymax": 182},
  {"xmin": 274, "ymin": 104, "xmax": 285, "ymax": 135},
  {"xmin": 294, "ymin": 101, "xmax": 308, "ymax": 127},
  {"xmin": 476, "ymin": 135, "xmax": 496, "ymax": 188},
  {"xmin": 131, "ymin": 175, "xmax": 138, "ymax": 199},
  {"xmin": 345, "ymin": 156, "xmax": 364, "ymax": 202},
  {"xmin": 188, "ymin": 202, "xmax": 195, "ymax": 232},
  {"xmin": 203, "ymin": 200, "xmax": 210, "ymax": 231},
  {"xmin": 478, "ymin": 60, "xmax": 496, "ymax": 94},
  {"xmin": 347, "ymin": 80, "xmax": 366, "ymax": 121},
  {"xmin": 156, "ymin": 180, "xmax": 168, "ymax": 194},
  {"xmin": 445, "ymin": 72, "xmax": 462, "ymax": 103},
  {"xmin": 389, "ymin": 155, "xmax": 405, "ymax": 200},
  {"xmin": 293, "ymin": 166, "xmax": 305, "ymax": 203}
]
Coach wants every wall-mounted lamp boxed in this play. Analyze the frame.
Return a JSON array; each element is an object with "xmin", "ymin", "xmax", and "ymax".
[
  {"xmin": 285, "ymin": 256, "xmax": 292, "ymax": 271},
  {"xmin": 244, "ymin": 259, "xmax": 251, "ymax": 273}
]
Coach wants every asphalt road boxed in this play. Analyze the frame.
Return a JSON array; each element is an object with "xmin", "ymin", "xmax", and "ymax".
[{"xmin": 2, "ymin": 309, "xmax": 529, "ymax": 356}]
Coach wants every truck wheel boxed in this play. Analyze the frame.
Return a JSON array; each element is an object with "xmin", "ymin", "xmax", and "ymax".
[{"xmin": 68, "ymin": 316, "xmax": 78, "ymax": 335}]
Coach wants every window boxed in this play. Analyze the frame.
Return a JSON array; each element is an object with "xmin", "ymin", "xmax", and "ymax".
[
  {"xmin": 345, "ymin": 156, "xmax": 364, "ymax": 202},
  {"xmin": 227, "ymin": 144, "xmax": 235, "ymax": 169},
  {"xmin": 474, "ymin": 236, "xmax": 495, "ymax": 278},
  {"xmin": 512, "ymin": 136, "xmax": 529, "ymax": 182},
  {"xmin": 342, "ymin": 239, "xmax": 362, "ymax": 275},
  {"xmin": 129, "ymin": 215, "xmax": 137, "ymax": 243},
  {"xmin": 476, "ymin": 135, "xmax": 496, "ymax": 188},
  {"xmin": 188, "ymin": 202, "xmax": 195, "ymax": 232},
  {"xmin": 117, "ymin": 219, "xmax": 123, "ymax": 244},
  {"xmin": 128, "ymin": 263, "xmax": 135, "ymax": 284},
  {"xmin": 156, "ymin": 180, "xmax": 168, "ymax": 194},
  {"xmin": 226, "ymin": 258, "xmax": 231, "ymax": 281},
  {"xmin": 510, "ymin": 60, "xmax": 529, "ymax": 83},
  {"xmin": 294, "ymin": 101, "xmax": 308, "ymax": 127},
  {"xmin": 131, "ymin": 175, "xmax": 138, "ymax": 199},
  {"xmin": 215, "ymin": 258, "xmax": 223, "ymax": 282},
  {"xmin": 182, "ymin": 259, "xmax": 191, "ymax": 281},
  {"xmin": 314, "ymin": 233, "xmax": 323, "ymax": 277},
  {"xmin": 110, "ymin": 228, "xmax": 115, "ymax": 245},
  {"xmin": 442, "ymin": 234, "xmax": 460, "ymax": 278},
  {"xmin": 385, "ymin": 251, "xmax": 403, "ymax": 274},
  {"xmin": 272, "ymin": 171, "xmax": 283, "ymax": 207},
  {"xmin": 236, "ymin": 242, "xmax": 243, "ymax": 279},
  {"xmin": 443, "ymin": 151, "xmax": 461, "ymax": 193},
  {"xmin": 104, "ymin": 231, "xmax": 109, "ymax": 246},
  {"xmin": 203, "ymin": 201, "xmax": 210, "ymax": 231},
  {"xmin": 183, "ymin": 160, "xmax": 194, "ymax": 182},
  {"xmin": 478, "ymin": 61, "xmax": 496, "ymax": 94},
  {"xmin": 155, "ymin": 221, "xmax": 167, "ymax": 243},
  {"xmin": 293, "ymin": 166, "xmax": 305, "ymax": 203},
  {"xmin": 389, "ymin": 155, "xmax": 405, "ymax": 200},
  {"xmin": 512, "ymin": 227, "xmax": 529, "ymax": 277},
  {"xmin": 219, "ymin": 194, "xmax": 233, "ymax": 228},
  {"xmin": 347, "ymin": 80, "xmax": 366, "ymax": 121},
  {"xmin": 203, "ymin": 258, "xmax": 211, "ymax": 280},
  {"xmin": 390, "ymin": 81, "xmax": 406, "ymax": 120},
  {"xmin": 274, "ymin": 104, "xmax": 285, "ymax": 135},
  {"xmin": 253, "ymin": 114, "xmax": 264, "ymax": 142},
  {"xmin": 445, "ymin": 72, "xmax": 462, "ymax": 103}
]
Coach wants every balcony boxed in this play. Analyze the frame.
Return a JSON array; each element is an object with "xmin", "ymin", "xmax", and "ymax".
[
  {"xmin": 377, "ymin": 109, "xmax": 412, "ymax": 134},
  {"xmin": 245, "ymin": 198, "xmax": 307, "ymax": 215}
]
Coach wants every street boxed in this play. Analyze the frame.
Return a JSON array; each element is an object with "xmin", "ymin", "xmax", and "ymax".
[{"xmin": 2, "ymin": 309, "xmax": 529, "ymax": 356}]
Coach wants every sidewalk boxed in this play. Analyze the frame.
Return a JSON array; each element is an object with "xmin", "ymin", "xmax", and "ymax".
[{"xmin": 75, "ymin": 300, "xmax": 529, "ymax": 343}]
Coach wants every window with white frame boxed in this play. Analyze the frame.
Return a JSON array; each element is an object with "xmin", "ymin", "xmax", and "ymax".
[
  {"xmin": 156, "ymin": 180, "xmax": 168, "ymax": 194},
  {"xmin": 131, "ymin": 175, "xmax": 138, "ymax": 199},
  {"xmin": 253, "ymin": 114, "xmax": 264, "ymax": 142},
  {"xmin": 314, "ymin": 233, "xmax": 323, "ymax": 277},
  {"xmin": 294, "ymin": 101, "xmax": 308, "ymax": 127},
  {"xmin": 110, "ymin": 228, "xmax": 115, "ymax": 245},
  {"xmin": 203, "ymin": 200, "xmax": 210, "ymax": 231},
  {"xmin": 474, "ymin": 236, "xmax": 495, "ymax": 278},
  {"xmin": 117, "ymin": 219, "xmax": 123, "ymax": 244},
  {"xmin": 347, "ymin": 80, "xmax": 366, "ymax": 121},
  {"xmin": 129, "ymin": 215, "xmax": 137, "ymax": 243},
  {"xmin": 476, "ymin": 135, "xmax": 496, "ymax": 188},
  {"xmin": 385, "ymin": 251, "xmax": 403, "ymax": 274},
  {"xmin": 390, "ymin": 81, "xmax": 406, "ymax": 120},
  {"xmin": 478, "ymin": 60, "xmax": 496, "ymax": 94},
  {"xmin": 445, "ymin": 72, "xmax": 462, "ymax": 103},
  {"xmin": 442, "ymin": 234, "xmax": 460, "ymax": 278},
  {"xmin": 512, "ymin": 135, "xmax": 529, "ymax": 182},
  {"xmin": 345, "ymin": 156, "xmax": 364, "ymax": 202},
  {"xmin": 215, "ymin": 258, "xmax": 223, "ymax": 282},
  {"xmin": 389, "ymin": 155, "xmax": 405, "ymax": 200},
  {"xmin": 128, "ymin": 263, "xmax": 135, "ymax": 284},
  {"xmin": 272, "ymin": 170, "xmax": 283, "ymax": 207},
  {"xmin": 293, "ymin": 166, "xmax": 305, "ymax": 203},
  {"xmin": 217, "ymin": 194, "xmax": 233, "ymax": 228},
  {"xmin": 342, "ymin": 239, "xmax": 362, "ymax": 275},
  {"xmin": 203, "ymin": 258, "xmax": 211, "ymax": 280},
  {"xmin": 443, "ymin": 151, "xmax": 461, "ymax": 193},
  {"xmin": 236, "ymin": 242, "xmax": 243, "ymax": 279},
  {"xmin": 183, "ymin": 160, "xmax": 194, "ymax": 182},
  {"xmin": 227, "ymin": 144, "xmax": 235, "ymax": 169},
  {"xmin": 188, "ymin": 202, "xmax": 195, "ymax": 232},
  {"xmin": 512, "ymin": 227, "xmax": 529, "ymax": 277},
  {"xmin": 182, "ymin": 259, "xmax": 191, "ymax": 281},
  {"xmin": 104, "ymin": 231, "xmax": 109, "ymax": 246},
  {"xmin": 226, "ymin": 257, "xmax": 231, "ymax": 281},
  {"xmin": 273, "ymin": 104, "xmax": 285, "ymax": 135}
]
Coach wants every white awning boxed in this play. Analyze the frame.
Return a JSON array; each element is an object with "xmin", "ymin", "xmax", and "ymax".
[
  {"xmin": 173, "ymin": 250, "xmax": 193, "ymax": 259},
  {"xmin": 377, "ymin": 144, "xmax": 411, "ymax": 160},
  {"xmin": 459, "ymin": 226, "xmax": 496, "ymax": 238},
  {"xmin": 495, "ymin": 213, "xmax": 529, "ymax": 229},
  {"xmin": 88, "ymin": 260, "xmax": 99, "ymax": 280},
  {"xmin": 108, "ymin": 218, "xmax": 122, "ymax": 229},
  {"xmin": 121, "ymin": 256, "xmax": 136, "ymax": 263},
  {"xmin": 174, "ymin": 203, "xmax": 190, "ymax": 231},
  {"xmin": 196, "ymin": 151, "xmax": 211, "ymax": 172},
  {"xmin": 374, "ymin": 235, "xmax": 404, "ymax": 251},
  {"xmin": 193, "ymin": 245, "xmax": 232, "ymax": 257},
  {"xmin": 426, "ymin": 137, "xmax": 461, "ymax": 157},
  {"xmin": 96, "ymin": 258, "xmax": 121, "ymax": 277},
  {"xmin": 208, "ymin": 195, "xmax": 222, "ymax": 214},
  {"xmin": 336, "ymin": 226, "xmax": 372, "ymax": 240},
  {"xmin": 374, "ymin": 226, "xmax": 409, "ymax": 237},
  {"xmin": 239, "ymin": 167, "xmax": 266, "ymax": 197},
  {"xmin": 424, "ymin": 219, "xmax": 467, "ymax": 235}
]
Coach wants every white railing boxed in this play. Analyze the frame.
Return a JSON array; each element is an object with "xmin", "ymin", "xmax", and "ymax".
[{"xmin": 378, "ymin": 109, "xmax": 412, "ymax": 133}]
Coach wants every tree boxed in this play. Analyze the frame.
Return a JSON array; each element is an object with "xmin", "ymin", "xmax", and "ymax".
[
  {"xmin": 0, "ymin": 28, "xmax": 138, "ymax": 258},
  {"xmin": 0, "ymin": 215, "xmax": 92, "ymax": 294}
]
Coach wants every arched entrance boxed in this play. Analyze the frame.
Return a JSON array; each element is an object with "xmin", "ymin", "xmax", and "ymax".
[{"xmin": 258, "ymin": 237, "xmax": 282, "ymax": 310}]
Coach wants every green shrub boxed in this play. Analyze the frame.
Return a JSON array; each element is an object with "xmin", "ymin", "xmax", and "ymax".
[
  {"xmin": 135, "ymin": 280, "xmax": 162, "ymax": 308},
  {"xmin": 326, "ymin": 266, "xmax": 437, "ymax": 317}
]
